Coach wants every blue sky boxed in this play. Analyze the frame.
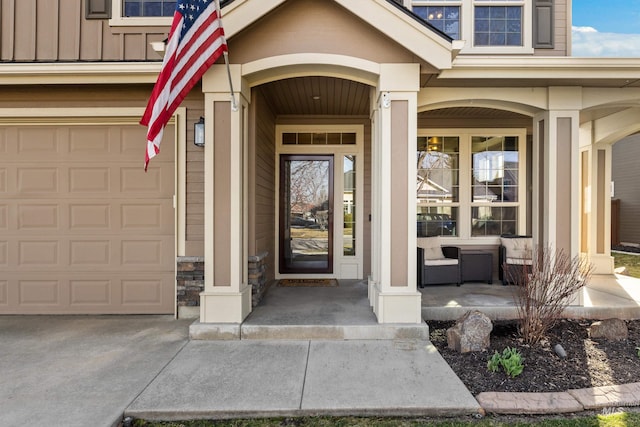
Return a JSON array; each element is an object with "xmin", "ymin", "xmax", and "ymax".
[{"xmin": 572, "ymin": 0, "xmax": 640, "ymax": 56}]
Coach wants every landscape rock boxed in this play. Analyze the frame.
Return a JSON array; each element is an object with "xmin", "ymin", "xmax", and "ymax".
[
  {"xmin": 447, "ymin": 310, "xmax": 493, "ymax": 353},
  {"xmin": 589, "ymin": 318, "xmax": 628, "ymax": 341},
  {"xmin": 614, "ymin": 266, "xmax": 629, "ymax": 276}
]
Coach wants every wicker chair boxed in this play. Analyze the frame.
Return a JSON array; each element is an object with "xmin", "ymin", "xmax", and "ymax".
[
  {"xmin": 417, "ymin": 236, "xmax": 461, "ymax": 287},
  {"xmin": 499, "ymin": 235, "xmax": 533, "ymax": 285}
]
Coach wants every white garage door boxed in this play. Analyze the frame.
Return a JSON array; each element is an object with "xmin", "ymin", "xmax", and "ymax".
[{"xmin": 0, "ymin": 123, "xmax": 175, "ymax": 314}]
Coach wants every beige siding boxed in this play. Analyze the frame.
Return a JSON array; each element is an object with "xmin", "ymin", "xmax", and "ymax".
[
  {"xmin": 250, "ymin": 88, "xmax": 277, "ymax": 282},
  {"xmin": 1, "ymin": 0, "xmax": 170, "ymax": 61},
  {"xmin": 185, "ymin": 106, "xmax": 206, "ymax": 256},
  {"xmin": 612, "ymin": 134, "xmax": 640, "ymax": 244}
]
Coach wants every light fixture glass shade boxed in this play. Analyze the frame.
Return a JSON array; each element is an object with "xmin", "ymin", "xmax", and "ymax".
[{"xmin": 194, "ymin": 117, "xmax": 205, "ymax": 147}]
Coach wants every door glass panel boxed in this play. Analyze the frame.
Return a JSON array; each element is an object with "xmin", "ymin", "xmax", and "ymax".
[
  {"xmin": 343, "ymin": 155, "xmax": 356, "ymax": 256},
  {"xmin": 280, "ymin": 156, "xmax": 333, "ymax": 273}
]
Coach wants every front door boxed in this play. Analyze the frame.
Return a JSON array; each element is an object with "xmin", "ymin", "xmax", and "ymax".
[{"xmin": 279, "ymin": 155, "xmax": 334, "ymax": 274}]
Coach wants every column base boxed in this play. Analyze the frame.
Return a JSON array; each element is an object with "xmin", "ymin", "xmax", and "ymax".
[
  {"xmin": 199, "ymin": 285, "xmax": 252, "ymax": 324},
  {"xmin": 369, "ymin": 280, "xmax": 422, "ymax": 324},
  {"xmin": 589, "ymin": 254, "xmax": 615, "ymax": 275}
]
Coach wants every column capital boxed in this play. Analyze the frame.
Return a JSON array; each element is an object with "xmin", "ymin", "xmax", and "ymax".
[
  {"xmin": 548, "ymin": 87, "xmax": 583, "ymax": 111},
  {"xmin": 379, "ymin": 63, "xmax": 420, "ymax": 92},
  {"xmin": 202, "ymin": 63, "xmax": 250, "ymax": 102}
]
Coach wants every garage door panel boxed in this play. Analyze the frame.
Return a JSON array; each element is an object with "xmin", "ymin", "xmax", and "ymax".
[
  {"xmin": 0, "ymin": 281, "xmax": 7, "ymax": 306},
  {"xmin": 0, "ymin": 205, "xmax": 7, "ymax": 229},
  {"xmin": 18, "ymin": 279, "xmax": 63, "ymax": 306},
  {"xmin": 70, "ymin": 240, "xmax": 111, "ymax": 266},
  {"xmin": 70, "ymin": 279, "xmax": 112, "ymax": 306},
  {"xmin": 17, "ymin": 167, "xmax": 59, "ymax": 193},
  {"xmin": 19, "ymin": 240, "xmax": 60, "ymax": 266},
  {"xmin": 0, "ymin": 241, "xmax": 7, "ymax": 266},
  {"xmin": 18, "ymin": 204, "xmax": 59, "ymax": 229},
  {"xmin": 122, "ymin": 278, "xmax": 164, "ymax": 306},
  {"xmin": 69, "ymin": 127, "xmax": 112, "ymax": 155},
  {"xmin": 69, "ymin": 167, "xmax": 111, "ymax": 193},
  {"xmin": 1, "ymin": 123, "xmax": 175, "ymax": 315},
  {"xmin": 0, "ymin": 168, "xmax": 6, "ymax": 192},
  {"xmin": 16, "ymin": 127, "xmax": 61, "ymax": 157},
  {"xmin": 69, "ymin": 204, "xmax": 111, "ymax": 230}
]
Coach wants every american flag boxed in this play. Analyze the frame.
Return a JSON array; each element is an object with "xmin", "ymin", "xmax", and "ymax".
[{"xmin": 141, "ymin": 0, "xmax": 228, "ymax": 170}]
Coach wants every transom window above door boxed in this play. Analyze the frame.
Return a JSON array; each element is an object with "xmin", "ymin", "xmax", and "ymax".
[{"xmin": 282, "ymin": 132, "xmax": 357, "ymax": 146}]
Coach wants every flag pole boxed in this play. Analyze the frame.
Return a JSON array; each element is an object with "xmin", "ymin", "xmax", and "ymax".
[{"xmin": 216, "ymin": 0, "xmax": 238, "ymax": 112}]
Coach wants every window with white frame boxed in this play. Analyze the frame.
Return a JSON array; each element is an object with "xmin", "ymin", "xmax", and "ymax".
[
  {"xmin": 123, "ymin": 0, "xmax": 175, "ymax": 17},
  {"xmin": 110, "ymin": 0, "xmax": 175, "ymax": 26},
  {"xmin": 417, "ymin": 130, "xmax": 526, "ymax": 239},
  {"xmin": 412, "ymin": 0, "xmax": 531, "ymax": 53}
]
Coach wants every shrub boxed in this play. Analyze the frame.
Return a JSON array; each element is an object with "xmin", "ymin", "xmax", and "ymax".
[
  {"xmin": 506, "ymin": 246, "xmax": 593, "ymax": 346},
  {"xmin": 487, "ymin": 347, "xmax": 524, "ymax": 378}
]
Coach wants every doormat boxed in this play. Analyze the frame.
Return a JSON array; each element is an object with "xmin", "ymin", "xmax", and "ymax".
[{"xmin": 278, "ymin": 279, "xmax": 338, "ymax": 287}]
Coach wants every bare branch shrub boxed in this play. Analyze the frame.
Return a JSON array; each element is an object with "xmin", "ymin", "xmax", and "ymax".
[{"xmin": 506, "ymin": 246, "xmax": 593, "ymax": 346}]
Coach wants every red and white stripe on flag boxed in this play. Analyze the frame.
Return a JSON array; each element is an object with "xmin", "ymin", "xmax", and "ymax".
[{"xmin": 140, "ymin": 0, "xmax": 228, "ymax": 171}]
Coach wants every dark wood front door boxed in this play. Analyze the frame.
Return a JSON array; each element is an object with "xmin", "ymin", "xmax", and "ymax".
[{"xmin": 279, "ymin": 155, "xmax": 334, "ymax": 274}]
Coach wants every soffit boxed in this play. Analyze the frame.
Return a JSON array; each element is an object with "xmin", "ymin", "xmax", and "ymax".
[
  {"xmin": 259, "ymin": 77, "xmax": 370, "ymax": 116},
  {"xmin": 429, "ymin": 57, "xmax": 640, "ymax": 88}
]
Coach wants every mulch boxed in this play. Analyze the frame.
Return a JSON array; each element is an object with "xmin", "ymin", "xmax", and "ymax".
[{"xmin": 429, "ymin": 319, "xmax": 640, "ymax": 396}]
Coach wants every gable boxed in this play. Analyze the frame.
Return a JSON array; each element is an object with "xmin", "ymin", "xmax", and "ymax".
[{"xmin": 224, "ymin": 0, "xmax": 452, "ymax": 72}]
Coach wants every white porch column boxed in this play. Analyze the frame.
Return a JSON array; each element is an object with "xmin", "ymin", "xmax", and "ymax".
[
  {"xmin": 532, "ymin": 88, "xmax": 581, "ymax": 258},
  {"xmin": 579, "ymin": 121, "xmax": 615, "ymax": 274},
  {"xmin": 199, "ymin": 64, "xmax": 252, "ymax": 323},
  {"xmin": 369, "ymin": 64, "xmax": 422, "ymax": 324}
]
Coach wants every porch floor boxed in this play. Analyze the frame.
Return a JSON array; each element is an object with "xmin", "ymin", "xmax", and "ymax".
[
  {"xmin": 190, "ymin": 274, "xmax": 640, "ymax": 340},
  {"xmin": 422, "ymin": 274, "xmax": 640, "ymax": 321}
]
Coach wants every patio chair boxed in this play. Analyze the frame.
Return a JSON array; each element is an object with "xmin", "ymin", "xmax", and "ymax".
[
  {"xmin": 499, "ymin": 235, "xmax": 533, "ymax": 285},
  {"xmin": 417, "ymin": 236, "xmax": 461, "ymax": 287}
]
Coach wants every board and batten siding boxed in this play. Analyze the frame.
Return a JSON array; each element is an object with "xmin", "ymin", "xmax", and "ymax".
[
  {"xmin": 611, "ymin": 134, "xmax": 640, "ymax": 245},
  {"xmin": 1, "ymin": 0, "xmax": 169, "ymax": 62}
]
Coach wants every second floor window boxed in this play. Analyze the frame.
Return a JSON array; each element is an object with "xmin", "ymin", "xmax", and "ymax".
[
  {"xmin": 413, "ymin": 4, "xmax": 461, "ymax": 40},
  {"xmin": 474, "ymin": 4, "xmax": 522, "ymax": 46},
  {"xmin": 412, "ymin": 0, "xmax": 528, "ymax": 52},
  {"xmin": 124, "ymin": 0, "xmax": 175, "ymax": 17}
]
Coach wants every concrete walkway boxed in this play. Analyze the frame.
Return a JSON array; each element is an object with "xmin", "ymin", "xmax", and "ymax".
[
  {"xmin": 0, "ymin": 315, "xmax": 480, "ymax": 427},
  {"xmin": 126, "ymin": 339, "xmax": 481, "ymax": 421}
]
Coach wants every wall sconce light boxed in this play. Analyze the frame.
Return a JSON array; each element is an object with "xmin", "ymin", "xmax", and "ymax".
[{"xmin": 194, "ymin": 117, "xmax": 205, "ymax": 147}]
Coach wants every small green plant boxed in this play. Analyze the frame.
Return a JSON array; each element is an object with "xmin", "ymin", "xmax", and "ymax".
[
  {"xmin": 636, "ymin": 346, "xmax": 640, "ymax": 358},
  {"xmin": 486, "ymin": 347, "xmax": 524, "ymax": 378}
]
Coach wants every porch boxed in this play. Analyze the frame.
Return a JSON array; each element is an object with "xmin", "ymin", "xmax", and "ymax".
[{"xmin": 190, "ymin": 274, "xmax": 640, "ymax": 340}]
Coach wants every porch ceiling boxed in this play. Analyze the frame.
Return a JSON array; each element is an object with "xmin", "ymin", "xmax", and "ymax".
[
  {"xmin": 259, "ymin": 76, "xmax": 534, "ymax": 120},
  {"xmin": 259, "ymin": 76, "xmax": 370, "ymax": 116}
]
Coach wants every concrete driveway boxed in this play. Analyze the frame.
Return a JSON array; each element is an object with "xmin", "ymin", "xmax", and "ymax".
[{"xmin": 0, "ymin": 315, "xmax": 191, "ymax": 427}]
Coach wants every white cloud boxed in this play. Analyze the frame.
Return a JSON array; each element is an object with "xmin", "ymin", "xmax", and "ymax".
[{"xmin": 572, "ymin": 26, "xmax": 640, "ymax": 57}]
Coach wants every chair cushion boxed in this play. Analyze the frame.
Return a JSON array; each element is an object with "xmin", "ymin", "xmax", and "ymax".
[
  {"xmin": 420, "ymin": 236, "xmax": 445, "ymax": 260},
  {"xmin": 424, "ymin": 258, "xmax": 459, "ymax": 266},
  {"xmin": 506, "ymin": 257, "xmax": 533, "ymax": 265},
  {"xmin": 501, "ymin": 237, "xmax": 533, "ymax": 260}
]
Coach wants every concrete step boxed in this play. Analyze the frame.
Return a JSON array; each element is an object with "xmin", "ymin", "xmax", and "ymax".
[{"xmin": 190, "ymin": 321, "xmax": 430, "ymax": 340}]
